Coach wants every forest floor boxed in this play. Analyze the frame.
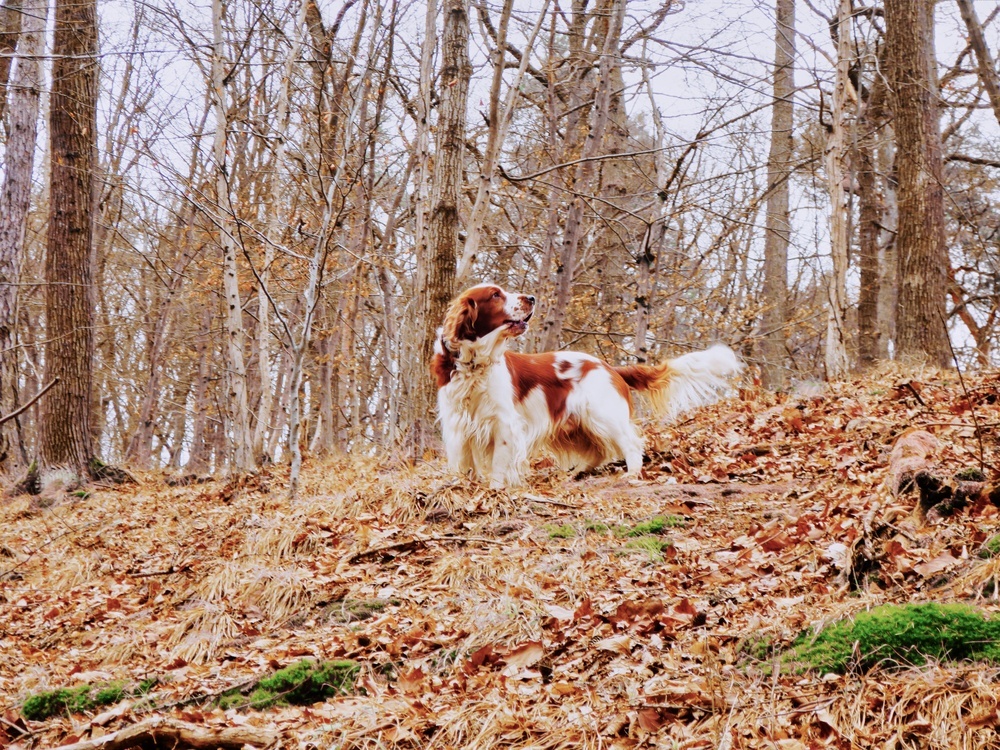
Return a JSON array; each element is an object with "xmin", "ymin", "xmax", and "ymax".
[{"xmin": 4, "ymin": 363, "xmax": 1000, "ymax": 749}]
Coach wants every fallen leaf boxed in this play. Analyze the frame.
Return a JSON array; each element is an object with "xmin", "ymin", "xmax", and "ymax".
[{"xmin": 502, "ymin": 640, "xmax": 544, "ymax": 669}]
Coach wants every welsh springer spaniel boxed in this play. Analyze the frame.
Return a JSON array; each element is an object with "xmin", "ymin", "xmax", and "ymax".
[{"xmin": 433, "ymin": 283, "xmax": 742, "ymax": 487}]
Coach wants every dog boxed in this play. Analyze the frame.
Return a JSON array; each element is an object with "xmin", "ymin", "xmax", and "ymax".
[{"xmin": 432, "ymin": 283, "xmax": 742, "ymax": 487}]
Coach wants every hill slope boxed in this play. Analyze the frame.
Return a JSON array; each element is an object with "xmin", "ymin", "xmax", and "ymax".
[{"xmin": 3, "ymin": 365, "xmax": 1000, "ymax": 749}]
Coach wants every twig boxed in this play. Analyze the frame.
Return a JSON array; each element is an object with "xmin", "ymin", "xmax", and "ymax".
[
  {"xmin": 940, "ymin": 309, "xmax": 986, "ymax": 473},
  {"xmin": 901, "ymin": 380, "xmax": 926, "ymax": 407},
  {"xmin": 0, "ymin": 377, "xmax": 59, "ymax": 426},
  {"xmin": 126, "ymin": 564, "xmax": 192, "ymax": 578},
  {"xmin": 349, "ymin": 535, "xmax": 504, "ymax": 563},
  {"xmin": 0, "ymin": 714, "xmax": 34, "ymax": 739},
  {"xmin": 521, "ymin": 493, "xmax": 579, "ymax": 509}
]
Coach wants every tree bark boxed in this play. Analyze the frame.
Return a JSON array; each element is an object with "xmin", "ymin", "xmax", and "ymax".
[
  {"xmin": 254, "ymin": 0, "xmax": 307, "ymax": 463},
  {"xmin": 0, "ymin": 0, "xmax": 45, "ymax": 473},
  {"xmin": 856, "ymin": 71, "xmax": 887, "ymax": 368},
  {"xmin": 885, "ymin": 0, "xmax": 950, "ymax": 366},
  {"xmin": 39, "ymin": 0, "xmax": 98, "ymax": 476},
  {"xmin": 414, "ymin": 0, "xmax": 471, "ymax": 443},
  {"xmin": 824, "ymin": 0, "xmax": 852, "ymax": 380},
  {"xmin": 760, "ymin": 0, "xmax": 795, "ymax": 389},
  {"xmin": 211, "ymin": 0, "xmax": 255, "ymax": 472},
  {"xmin": 0, "ymin": 0, "xmax": 23, "ymax": 129}
]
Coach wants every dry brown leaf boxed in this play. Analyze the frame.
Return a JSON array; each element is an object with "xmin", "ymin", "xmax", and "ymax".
[
  {"xmin": 397, "ymin": 667, "xmax": 425, "ymax": 695},
  {"xmin": 636, "ymin": 707, "xmax": 664, "ymax": 732},
  {"xmin": 913, "ymin": 552, "xmax": 959, "ymax": 578},
  {"xmin": 502, "ymin": 640, "xmax": 544, "ymax": 669}
]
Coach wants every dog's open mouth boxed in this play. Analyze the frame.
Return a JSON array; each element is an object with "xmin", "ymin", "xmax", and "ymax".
[{"xmin": 505, "ymin": 310, "xmax": 533, "ymax": 332}]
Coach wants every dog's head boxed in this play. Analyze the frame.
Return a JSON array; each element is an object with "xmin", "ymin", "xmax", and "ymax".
[{"xmin": 441, "ymin": 284, "xmax": 535, "ymax": 347}]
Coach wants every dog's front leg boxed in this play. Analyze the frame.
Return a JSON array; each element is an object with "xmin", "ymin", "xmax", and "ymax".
[{"xmin": 488, "ymin": 423, "xmax": 527, "ymax": 488}]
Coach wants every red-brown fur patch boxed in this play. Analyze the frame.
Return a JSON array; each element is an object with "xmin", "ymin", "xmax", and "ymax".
[
  {"xmin": 506, "ymin": 353, "xmax": 621, "ymax": 422},
  {"xmin": 432, "ymin": 343, "xmax": 455, "ymax": 387},
  {"xmin": 548, "ymin": 417, "xmax": 607, "ymax": 468}
]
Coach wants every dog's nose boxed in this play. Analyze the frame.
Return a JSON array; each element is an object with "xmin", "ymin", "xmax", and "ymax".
[{"xmin": 526, "ymin": 295, "xmax": 535, "ymax": 305}]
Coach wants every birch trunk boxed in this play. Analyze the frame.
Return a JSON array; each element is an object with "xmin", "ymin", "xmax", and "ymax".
[
  {"xmin": 876, "ymin": 131, "xmax": 898, "ymax": 359},
  {"xmin": 211, "ymin": 0, "xmax": 254, "ymax": 471},
  {"xmin": 823, "ymin": 0, "xmax": 852, "ymax": 380},
  {"xmin": 0, "ymin": 0, "xmax": 45, "ymax": 473},
  {"xmin": 254, "ymin": 0, "xmax": 307, "ymax": 462}
]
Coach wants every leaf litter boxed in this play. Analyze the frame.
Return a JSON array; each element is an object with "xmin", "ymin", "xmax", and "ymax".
[{"xmin": 3, "ymin": 364, "xmax": 1000, "ymax": 747}]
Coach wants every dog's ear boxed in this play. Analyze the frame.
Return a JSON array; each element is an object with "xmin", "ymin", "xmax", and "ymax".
[
  {"xmin": 443, "ymin": 295, "xmax": 479, "ymax": 342},
  {"xmin": 455, "ymin": 297, "xmax": 478, "ymax": 340}
]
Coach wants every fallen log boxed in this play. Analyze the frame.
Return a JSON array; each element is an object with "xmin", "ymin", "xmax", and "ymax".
[{"xmin": 54, "ymin": 716, "xmax": 278, "ymax": 750}]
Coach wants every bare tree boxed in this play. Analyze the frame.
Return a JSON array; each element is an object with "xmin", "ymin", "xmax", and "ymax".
[
  {"xmin": 414, "ymin": 0, "xmax": 472, "ymax": 445},
  {"xmin": 760, "ymin": 0, "xmax": 795, "ymax": 390},
  {"xmin": 211, "ymin": 0, "xmax": 254, "ymax": 471},
  {"xmin": 0, "ymin": 0, "xmax": 45, "ymax": 473},
  {"xmin": 540, "ymin": 0, "xmax": 626, "ymax": 351},
  {"xmin": 824, "ymin": 0, "xmax": 852, "ymax": 379},
  {"xmin": 39, "ymin": 0, "xmax": 99, "ymax": 476},
  {"xmin": 885, "ymin": 0, "xmax": 950, "ymax": 366}
]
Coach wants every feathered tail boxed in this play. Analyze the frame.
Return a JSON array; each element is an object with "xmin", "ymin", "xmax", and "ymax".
[{"xmin": 615, "ymin": 344, "xmax": 743, "ymax": 420}]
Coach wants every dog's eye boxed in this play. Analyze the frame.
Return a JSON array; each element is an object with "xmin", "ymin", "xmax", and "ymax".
[{"xmin": 492, "ymin": 292, "xmax": 501, "ymax": 299}]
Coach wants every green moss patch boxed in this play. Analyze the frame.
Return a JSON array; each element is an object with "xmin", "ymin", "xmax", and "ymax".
[
  {"xmin": 955, "ymin": 467, "xmax": 986, "ymax": 482},
  {"xmin": 616, "ymin": 515, "xmax": 685, "ymax": 537},
  {"xmin": 219, "ymin": 659, "xmax": 358, "ymax": 710},
  {"xmin": 786, "ymin": 603, "xmax": 1000, "ymax": 674},
  {"xmin": 544, "ymin": 523, "xmax": 575, "ymax": 539},
  {"xmin": 978, "ymin": 534, "xmax": 1000, "ymax": 559},
  {"xmin": 622, "ymin": 536, "xmax": 672, "ymax": 562},
  {"xmin": 22, "ymin": 681, "xmax": 127, "ymax": 721}
]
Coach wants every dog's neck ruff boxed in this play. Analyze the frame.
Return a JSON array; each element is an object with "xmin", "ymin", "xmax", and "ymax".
[{"xmin": 442, "ymin": 329, "xmax": 508, "ymax": 375}]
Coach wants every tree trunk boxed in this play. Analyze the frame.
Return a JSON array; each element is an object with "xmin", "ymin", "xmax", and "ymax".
[
  {"xmin": 0, "ymin": 0, "xmax": 45, "ymax": 473},
  {"xmin": 39, "ymin": 0, "xmax": 98, "ymax": 477},
  {"xmin": 254, "ymin": 0, "xmax": 306, "ymax": 463},
  {"xmin": 885, "ymin": 0, "xmax": 950, "ymax": 366},
  {"xmin": 211, "ymin": 0, "xmax": 255, "ymax": 471},
  {"xmin": 876, "ymin": 131, "xmax": 898, "ymax": 358},
  {"xmin": 414, "ymin": 0, "xmax": 471, "ymax": 443},
  {"xmin": 823, "ymin": 0, "xmax": 852, "ymax": 380},
  {"xmin": 760, "ymin": 0, "xmax": 795, "ymax": 389},
  {"xmin": 186, "ymin": 305, "xmax": 214, "ymax": 475},
  {"xmin": 855, "ymin": 69, "xmax": 886, "ymax": 368},
  {"xmin": 0, "ymin": 0, "xmax": 23, "ymax": 129}
]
